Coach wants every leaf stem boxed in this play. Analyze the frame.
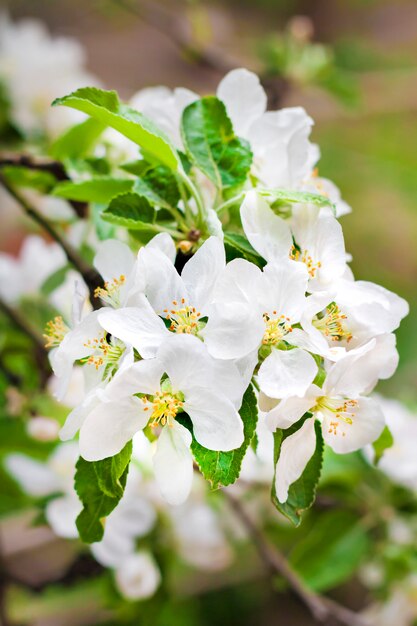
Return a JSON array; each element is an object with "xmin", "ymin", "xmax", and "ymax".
[
  {"xmin": 0, "ymin": 173, "xmax": 102, "ymax": 309},
  {"xmin": 216, "ymin": 192, "xmax": 245, "ymax": 215}
]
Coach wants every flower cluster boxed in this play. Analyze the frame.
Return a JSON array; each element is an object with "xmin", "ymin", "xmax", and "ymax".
[{"xmin": 34, "ymin": 68, "xmax": 408, "ymax": 519}]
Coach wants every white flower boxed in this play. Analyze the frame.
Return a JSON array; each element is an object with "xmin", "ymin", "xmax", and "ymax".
[
  {"xmin": 78, "ymin": 334, "xmax": 245, "ymax": 505},
  {"xmin": 204, "ymin": 257, "xmax": 318, "ymax": 398},
  {"xmin": 0, "ymin": 14, "xmax": 98, "ymax": 137},
  {"xmin": 0, "ymin": 235, "xmax": 66, "ymax": 305},
  {"xmin": 371, "ymin": 397, "xmax": 417, "ymax": 490},
  {"xmin": 240, "ymin": 190, "xmax": 347, "ymax": 291},
  {"xmin": 217, "ymin": 68, "xmax": 317, "ymax": 188},
  {"xmin": 98, "ymin": 236, "xmax": 226, "ymax": 358},
  {"xmin": 5, "ymin": 442, "xmax": 81, "ymax": 538},
  {"xmin": 48, "ymin": 281, "xmax": 133, "ymax": 401},
  {"xmin": 115, "ymin": 551, "xmax": 161, "ymax": 600},
  {"xmin": 267, "ymin": 341, "xmax": 389, "ymax": 502},
  {"xmin": 300, "ymin": 174, "xmax": 352, "ymax": 218},
  {"xmin": 26, "ymin": 416, "xmax": 60, "ymax": 442}
]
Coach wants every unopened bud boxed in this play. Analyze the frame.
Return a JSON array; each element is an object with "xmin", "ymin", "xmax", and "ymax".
[{"xmin": 27, "ymin": 416, "xmax": 60, "ymax": 442}]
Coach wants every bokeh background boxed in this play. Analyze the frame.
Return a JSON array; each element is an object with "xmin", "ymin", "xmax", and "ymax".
[{"xmin": 0, "ymin": 0, "xmax": 416, "ymax": 624}]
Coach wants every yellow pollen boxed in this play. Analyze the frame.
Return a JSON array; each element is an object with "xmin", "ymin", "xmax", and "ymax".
[
  {"xmin": 262, "ymin": 313, "xmax": 293, "ymax": 345},
  {"xmin": 165, "ymin": 299, "xmax": 201, "ymax": 335},
  {"xmin": 143, "ymin": 391, "xmax": 184, "ymax": 428},
  {"xmin": 315, "ymin": 396, "xmax": 358, "ymax": 435},
  {"xmin": 94, "ymin": 275, "xmax": 126, "ymax": 306},
  {"xmin": 290, "ymin": 245, "xmax": 322, "ymax": 278},
  {"xmin": 82, "ymin": 333, "xmax": 124, "ymax": 370},
  {"xmin": 43, "ymin": 316, "xmax": 69, "ymax": 348},
  {"xmin": 313, "ymin": 303, "xmax": 352, "ymax": 343}
]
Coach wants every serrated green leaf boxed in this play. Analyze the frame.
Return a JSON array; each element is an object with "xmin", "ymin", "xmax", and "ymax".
[
  {"xmin": 53, "ymin": 177, "xmax": 134, "ymax": 203},
  {"xmin": 372, "ymin": 425, "xmax": 394, "ymax": 465},
  {"xmin": 224, "ymin": 231, "xmax": 265, "ymax": 267},
  {"xmin": 49, "ymin": 117, "xmax": 106, "ymax": 159},
  {"xmin": 74, "ymin": 445, "xmax": 131, "ymax": 543},
  {"xmin": 53, "ymin": 87, "xmax": 180, "ymax": 170},
  {"xmin": 94, "ymin": 441, "xmax": 132, "ymax": 498},
  {"xmin": 181, "ymin": 96, "xmax": 252, "ymax": 190},
  {"xmin": 259, "ymin": 188, "xmax": 335, "ymax": 210},
  {"xmin": 272, "ymin": 417, "xmax": 323, "ymax": 526},
  {"xmin": 191, "ymin": 384, "xmax": 258, "ymax": 489},
  {"xmin": 101, "ymin": 192, "xmax": 158, "ymax": 232},
  {"xmin": 290, "ymin": 509, "xmax": 370, "ymax": 591}
]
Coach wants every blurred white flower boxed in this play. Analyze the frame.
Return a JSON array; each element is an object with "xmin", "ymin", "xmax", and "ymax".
[{"xmin": 115, "ymin": 552, "xmax": 161, "ymax": 600}]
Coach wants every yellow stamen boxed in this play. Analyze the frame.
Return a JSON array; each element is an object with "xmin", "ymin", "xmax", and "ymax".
[{"xmin": 43, "ymin": 316, "xmax": 69, "ymax": 348}]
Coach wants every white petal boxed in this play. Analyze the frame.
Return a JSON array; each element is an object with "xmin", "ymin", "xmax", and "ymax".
[
  {"xmin": 240, "ymin": 190, "xmax": 292, "ymax": 262},
  {"xmin": 212, "ymin": 257, "xmax": 262, "ymax": 305},
  {"xmin": 115, "ymin": 552, "xmax": 161, "ymax": 600},
  {"xmin": 141, "ymin": 247, "xmax": 187, "ymax": 313},
  {"xmin": 45, "ymin": 495, "xmax": 81, "ymax": 539},
  {"xmin": 185, "ymin": 390, "xmax": 244, "ymax": 451},
  {"xmin": 262, "ymin": 260, "xmax": 309, "ymax": 321},
  {"xmin": 181, "ymin": 236, "xmax": 225, "ymax": 312},
  {"xmin": 323, "ymin": 339, "xmax": 377, "ymax": 397},
  {"xmin": 79, "ymin": 397, "xmax": 148, "ymax": 461},
  {"xmin": 104, "ymin": 358, "xmax": 165, "ymax": 400},
  {"xmin": 144, "ymin": 232, "xmax": 176, "ymax": 263},
  {"xmin": 322, "ymin": 397, "xmax": 385, "ymax": 454},
  {"xmin": 275, "ymin": 417, "xmax": 317, "ymax": 503},
  {"xmin": 266, "ymin": 394, "xmax": 317, "ymax": 430},
  {"xmin": 217, "ymin": 68, "xmax": 267, "ymax": 138},
  {"xmin": 153, "ymin": 422, "xmax": 193, "ymax": 506},
  {"xmin": 98, "ymin": 302, "xmax": 169, "ymax": 358},
  {"xmin": 94, "ymin": 239, "xmax": 135, "ymax": 282},
  {"xmin": 156, "ymin": 333, "xmax": 212, "ymax": 392},
  {"xmin": 203, "ymin": 301, "xmax": 264, "ymax": 360},
  {"xmin": 258, "ymin": 348, "xmax": 318, "ymax": 399}
]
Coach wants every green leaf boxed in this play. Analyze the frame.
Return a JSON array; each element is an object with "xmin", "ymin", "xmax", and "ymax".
[
  {"xmin": 74, "ymin": 443, "xmax": 132, "ymax": 543},
  {"xmin": 101, "ymin": 192, "xmax": 158, "ymax": 231},
  {"xmin": 272, "ymin": 417, "xmax": 323, "ymax": 526},
  {"xmin": 53, "ymin": 87, "xmax": 180, "ymax": 170},
  {"xmin": 372, "ymin": 425, "xmax": 394, "ymax": 465},
  {"xmin": 290, "ymin": 510, "xmax": 370, "ymax": 591},
  {"xmin": 260, "ymin": 188, "xmax": 335, "ymax": 210},
  {"xmin": 2, "ymin": 166, "xmax": 56, "ymax": 192},
  {"xmin": 191, "ymin": 384, "xmax": 258, "ymax": 488},
  {"xmin": 224, "ymin": 231, "xmax": 265, "ymax": 267},
  {"xmin": 94, "ymin": 441, "xmax": 132, "ymax": 498},
  {"xmin": 181, "ymin": 96, "xmax": 252, "ymax": 189},
  {"xmin": 40, "ymin": 265, "xmax": 70, "ymax": 297},
  {"xmin": 133, "ymin": 165, "xmax": 181, "ymax": 210},
  {"xmin": 49, "ymin": 117, "xmax": 106, "ymax": 159},
  {"xmin": 53, "ymin": 177, "xmax": 134, "ymax": 203}
]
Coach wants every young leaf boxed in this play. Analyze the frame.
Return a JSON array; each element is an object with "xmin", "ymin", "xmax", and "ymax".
[
  {"xmin": 372, "ymin": 425, "xmax": 394, "ymax": 465},
  {"xmin": 290, "ymin": 510, "xmax": 370, "ymax": 591},
  {"xmin": 131, "ymin": 166, "xmax": 181, "ymax": 211},
  {"xmin": 259, "ymin": 188, "xmax": 335, "ymax": 211},
  {"xmin": 191, "ymin": 384, "xmax": 258, "ymax": 489},
  {"xmin": 94, "ymin": 441, "xmax": 132, "ymax": 498},
  {"xmin": 181, "ymin": 96, "xmax": 252, "ymax": 190},
  {"xmin": 53, "ymin": 177, "xmax": 134, "ymax": 204},
  {"xmin": 1, "ymin": 166, "xmax": 56, "ymax": 192},
  {"xmin": 101, "ymin": 192, "xmax": 158, "ymax": 231},
  {"xmin": 49, "ymin": 117, "xmax": 106, "ymax": 159},
  {"xmin": 74, "ymin": 443, "xmax": 132, "ymax": 543},
  {"xmin": 224, "ymin": 231, "xmax": 265, "ymax": 267},
  {"xmin": 272, "ymin": 417, "xmax": 323, "ymax": 526},
  {"xmin": 53, "ymin": 87, "xmax": 180, "ymax": 170}
]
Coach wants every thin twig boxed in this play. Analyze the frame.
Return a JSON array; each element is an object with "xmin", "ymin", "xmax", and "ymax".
[
  {"xmin": 223, "ymin": 489, "xmax": 371, "ymax": 626},
  {"xmin": 0, "ymin": 153, "xmax": 87, "ymax": 218},
  {"xmin": 0, "ymin": 173, "xmax": 102, "ymax": 309},
  {"xmin": 0, "ymin": 297, "xmax": 51, "ymax": 386}
]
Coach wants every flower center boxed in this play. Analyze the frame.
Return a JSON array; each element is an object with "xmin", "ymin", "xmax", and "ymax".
[
  {"xmin": 315, "ymin": 395, "xmax": 358, "ymax": 436},
  {"xmin": 44, "ymin": 316, "xmax": 69, "ymax": 347},
  {"xmin": 82, "ymin": 333, "xmax": 125, "ymax": 373},
  {"xmin": 94, "ymin": 275, "xmax": 126, "ymax": 307},
  {"xmin": 142, "ymin": 389, "xmax": 184, "ymax": 428},
  {"xmin": 262, "ymin": 312, "xmax": 293, "ymax": 345},
  {"xmin": 290, "ymin": 245, "xmax": 321, "ymax": 278},
  {"xmin": 163, "ymin": 299, "xmax": 202, "ymax": 335},
  {"xmin": 313, "ymin": 303, "xmax": 352, "ymax": 343}
]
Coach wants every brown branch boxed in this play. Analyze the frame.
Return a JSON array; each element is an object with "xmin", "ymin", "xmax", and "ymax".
[
  {"xmin": 223, "ymin": 489, "xmax": 371, "ymax": 626},
  {"xmin": 0, "ymin": 153, "xmax": 87, "ymax": 218},
  {"xmin": 0, "ymin": 173, "xmax": 102, "ymax": 309}
]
